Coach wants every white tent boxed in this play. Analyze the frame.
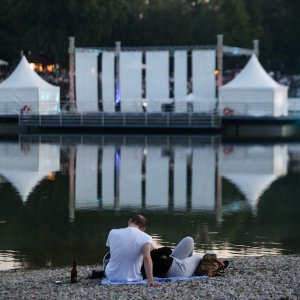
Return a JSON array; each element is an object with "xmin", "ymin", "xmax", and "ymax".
[
  {"xmin": 0, "ymin": 56, "xmax": 60, "ymax": 114},
  {"xmin": 219, "ymin": 55, "xmax": 288, "ymax": 117}
]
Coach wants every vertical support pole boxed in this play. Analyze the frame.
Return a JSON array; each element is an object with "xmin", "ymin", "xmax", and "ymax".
[
  {"xmin": 215, "ymin": 150, "xmax": 223, "ymax": 224},
  {"xmin": 69, "ymin": 146, "xmax": 76, "ymax": 222},
  {"xmin": 217, "ymin": 34, "xmax": 223, "ymax": 87},
  {"xmin": 115, "ymin": 41, "xmax": 121, "ymax": 110},
  {"xmin": 69, "ymin": 37, "xmax": 76, "ymax": 112},
  {"xmin": 253, "ymin": 39, "xmax": 259, "ymax": 57},
  {"xmin": 115, "ymin": 149, "xmax": 120, "ymax": 211}
]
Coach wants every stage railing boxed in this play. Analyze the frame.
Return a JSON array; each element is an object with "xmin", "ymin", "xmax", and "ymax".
[
  {"xmin": 19, "ymin": 111, "xmax": 221, "ymax": 129},
  {"xmin": 218, "ymin": 101, "xmax": 289, "ymax": 117}
]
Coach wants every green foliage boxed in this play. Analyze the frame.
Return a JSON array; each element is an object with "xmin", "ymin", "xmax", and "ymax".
[{"xmin": 0, "ymin": 0, "xmax": 299, "ymax": 72}]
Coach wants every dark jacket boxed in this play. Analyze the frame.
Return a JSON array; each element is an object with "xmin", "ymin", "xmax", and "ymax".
[{"xmin": 141, "ymin": 247, "xmax": 173, "ymax": 278}]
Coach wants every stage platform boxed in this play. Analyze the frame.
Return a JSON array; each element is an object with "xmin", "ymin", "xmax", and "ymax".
[
  {"xmin": 0, "ymin": 113, "xmax": 299, "ymax": 138},
  {"xmin": 18, "ymin": 112, "xmax": 222, "ymax": 131}
]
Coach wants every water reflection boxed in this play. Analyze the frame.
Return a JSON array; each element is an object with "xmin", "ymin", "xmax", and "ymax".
[
  {"xmin": 72, "ymin": 138, "xmax": 220, "ymax": 213},
  {"xmin": 0, "ymin": 142, "xmax": 60, "ymax": 201},
  {"xmin": 0, "ymin": 135, "xmax": 299, "ymax": 270},
  {"xmin": 220, "ymin": 144, "xmax": 288, "ymax": 209}
]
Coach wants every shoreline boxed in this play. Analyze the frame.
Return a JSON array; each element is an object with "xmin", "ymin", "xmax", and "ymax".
[{"xmin": 0, "ymin": 255, "xmax": 299, "ymax": 299}]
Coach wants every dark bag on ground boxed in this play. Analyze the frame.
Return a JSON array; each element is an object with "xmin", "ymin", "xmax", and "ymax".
[{"xmin": 194, "ymin": 253, "xmax": 227, "ymax": 277}]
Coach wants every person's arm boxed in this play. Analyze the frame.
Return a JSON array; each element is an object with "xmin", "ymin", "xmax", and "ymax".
[{"xmin": 143, "ymin": 242, "xmax": 160, "ymax": 286}]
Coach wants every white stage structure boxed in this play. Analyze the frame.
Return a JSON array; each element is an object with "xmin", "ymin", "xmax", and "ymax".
[
  {"xmin": 220, "ymin": 144, "xmax": 288, "ymax": 209},
  {"xmin": 0, "ymin": 143, "xmax": 60, "ymax": 202},
  {"xmin": 174, "ymin": 51, "xmax": 188, "ymax": 112},
  {"xmin": 219, "ymin": 55, "xmax": 288, "ymax": 116},
  {"xmin": 101, "ymin": 145, "xmax": 115, "ymax": 207},
  {"xmin": 75, "ymin": 144, "xmax": 98, "ymax": 208},
  {"xmin": 192, "ymin": 50, "xmax": 216, "ymax": 113},
  {"xmin": 120, "ymin": 51, "xmax": 143, "ymax": 112},
  {"xmin": 74, "ymin": 46, "xmax": 217, "ymax": 114},
  {"xmin": 0, "ymin": 56, "xmax": 60, "ymax": 114},
  {"xmin": 192, "ymin": 146, "xmax": 216, "ymax": 210},
  {"xmin": 101, "ymin": 51, "xmax": 115, "ymax": 112},
  {"xmin": 75, "ymin": 52, "xmax": 99, "ymax": 112},
  {"xmin": 146, "ymin": 51, "xmax": 170, "ymax": 112},
  {"xmin": 119, "ymin": 146, "xmax": 142, "ymax": 207},
  {"xmin": 146, "ymin": 146, "xmax": 169, "ymax": 208}
]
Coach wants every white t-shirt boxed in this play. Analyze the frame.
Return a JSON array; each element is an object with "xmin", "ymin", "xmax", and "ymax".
[{"xmin": 105, "ymin": 226, "xmax": 153, "ymax": 282}]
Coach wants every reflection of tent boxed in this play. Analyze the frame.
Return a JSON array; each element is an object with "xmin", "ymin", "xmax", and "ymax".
[
  {"xmin": 224, "ymin": 174, "xmax": 278, "ymax": 208},
  {"xmin": 0, "ymin": 56, "xmax": 60, "ymax": 114},
  {"xmin": 220, "ymin": 145, "xmax": 288, "ymax": 208},
  {"xmin": 2, "ymin": 171, "xmax": 53, "ymax": 201},
  {"xmin": 219, "ymin": 55, "xmax": 288, "ymax": 116},
  {"xmin": 0, "ymin": 143, "xmax": 60, "ymax": 202}
]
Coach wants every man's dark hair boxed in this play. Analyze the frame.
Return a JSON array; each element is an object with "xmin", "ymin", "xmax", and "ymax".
[{"xmin": 130, "ymin": 214, "xmax": 147, "ymax": 229}]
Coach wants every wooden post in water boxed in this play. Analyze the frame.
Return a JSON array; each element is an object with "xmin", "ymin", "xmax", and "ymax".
[{"xmin": 69, "ymin": 37, "xmax": 76, "ymax": 112}]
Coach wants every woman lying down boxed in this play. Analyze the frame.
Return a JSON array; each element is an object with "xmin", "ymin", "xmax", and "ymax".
[{"xmin": 141, "ymin": 236, "xmax": 229, "ymax": 279}]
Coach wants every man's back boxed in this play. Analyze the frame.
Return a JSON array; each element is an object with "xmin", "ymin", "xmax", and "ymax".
[{"xmin": 105, "ymin": 226, "xmax": 153, "ymax": 281}]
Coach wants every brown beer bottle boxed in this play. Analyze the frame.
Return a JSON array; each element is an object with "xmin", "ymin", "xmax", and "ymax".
[{"xmin": 71, "ymin": 260, "xmax": 77, "ymax": 283}]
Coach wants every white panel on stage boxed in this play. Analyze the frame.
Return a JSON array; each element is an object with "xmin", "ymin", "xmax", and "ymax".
[
  {"xmin": 192, "ymin": 146, "xmax": 216, "ymax": 210},
  {"xmin": 75, "ymin": 52, "xmax": 99, "ymax": 112},
  {"xmin": 174, "ymin": 147, "xmax": 188, "ymax": 209},
  {"xmin": 120, "ymin": 51, "xmax": 143, "ymax": 112},
  {"xmin": 146, "ymin": 147, "xmax": 169, "ymax": 208},
  {"xmin": 102, "ymin": 145, "xmax": 115, "ymax": 207},
  {"xmin": 192, "ymin": 50, "xmax": 216, "ymax": 112},
  {"xmin": 119, "ymin": 146, "xmax": 142, "ymax": 208},
  {"xmin": 75, "ymin": 145, "xmax": 98, "ymax": 209},
  {"xmin": 146, "ymin": 51, "xmax": 169, "ymax": 112},
  {"xmin": 102, "ymin": 51, "xmax": 115, "ymax": 112},
  {"xmin": 174, "ymin": 51, "xmax": 188, "ymax": 112}
]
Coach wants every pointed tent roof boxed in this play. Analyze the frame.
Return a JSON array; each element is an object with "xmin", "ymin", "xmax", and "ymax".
[
  {"xmin": 2, "ymin": 171, "xmax": 51, "ymax": 202},
  {"xmin": 0, "ymin": 56, "xmax": 56, "ymax": 89},
  {"xmin": 221, "ymin": 54, "xmax": 285, "ymax": 89},
  {"xmin": 224, "ymin": 173, "xmax": 278, "ymax": 208}
]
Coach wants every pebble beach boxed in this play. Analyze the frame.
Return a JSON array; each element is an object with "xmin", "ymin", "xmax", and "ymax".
[{"xmin": 0, "ymin": 255, "xmax": 299, "ymax": 299}]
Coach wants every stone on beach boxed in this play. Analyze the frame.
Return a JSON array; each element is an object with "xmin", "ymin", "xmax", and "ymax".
[{"xmin": 0, "ymin": 255, "xmax": 299, "ymax": 299}]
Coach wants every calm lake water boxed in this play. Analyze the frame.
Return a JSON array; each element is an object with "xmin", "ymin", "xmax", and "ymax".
[{"xmin": 0, "ymin": 134, "xmax": 299, "ymax": 271}]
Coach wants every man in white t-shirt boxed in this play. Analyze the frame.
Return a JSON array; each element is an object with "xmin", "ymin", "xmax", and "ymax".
[{"xmin": 105, "ymin": 214, "xmax": 160, "ymax": 286}]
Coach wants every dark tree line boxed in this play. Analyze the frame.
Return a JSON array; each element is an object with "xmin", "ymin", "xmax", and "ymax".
[{"xmin": 0, "ymin": 0, "xmax": 299, "ymax": 73}]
